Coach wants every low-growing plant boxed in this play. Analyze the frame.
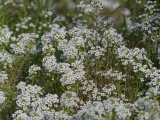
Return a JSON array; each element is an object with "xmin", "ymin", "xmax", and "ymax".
[{"xmin": 0, "ymin": 0, "xmax": 160, "ymax": 120}]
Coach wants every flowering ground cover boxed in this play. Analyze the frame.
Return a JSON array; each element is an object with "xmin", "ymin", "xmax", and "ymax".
[{"xmin": 0, "ymin": 0, "xmax": 160, "ymax": 120}]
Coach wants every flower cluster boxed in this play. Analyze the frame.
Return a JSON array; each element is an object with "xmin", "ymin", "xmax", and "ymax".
[
  {"xmin": 10, "ymin": 33, "xmax": 39, "ymax": 54},
  {"xmin": 0, "ymin": 50, "xmax": 13, "ymax": 68},
  {"xmin": 28, "ymin": 65, "xmax": 41, "ymax": 75},
  {"xmin": 13, "ymin": 82, "xmax": 59, "ymax": 120},
  {"xmin": 41, "ymin": 11, "xmax": 53, "ymax": 18},
  {"xmin": 60, "ymin": 91, "xmax": 80, "ymax": 108},
  {"xmin": 127, "ymin": 0, "xmax": 160, "ymax": 42},
  {"xmin": 0, "ymin": 71, "xmax": 8, "ymax": 83},
  {"xmin": 0, "ymin": 26, "xmax": 13, "ymax": 45},
  {"xmin": 0, "ymin": 91, "xmax": 5, "ymax": 104}
]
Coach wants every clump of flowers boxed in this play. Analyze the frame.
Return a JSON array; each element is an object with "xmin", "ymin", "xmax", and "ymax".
[
  {"xmin": 0, "ymin": 0, "xmax": 160, "ymax": 120},
  {"xmin": 0, "ymin": 91, "xmax": 5, "ymax": 104},
  {"xmin": 13, "ymin": 82, "xmax": 59, "ymax": 120}
]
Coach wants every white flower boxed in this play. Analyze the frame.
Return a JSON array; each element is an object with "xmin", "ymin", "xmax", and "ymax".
[
  {"xmin": 0, "ymin": 26, "xmax": 13, "ymax": 45},
  {"xmin": 0, "ymin": 91, "xmax": 5, "ymax": 104},
  {"xmin": 60, "ymin": 91, "xmax": 80, "ymax": 108},
  {"xmin": 0, "ymin": 71, "xmax": 8, "ymax": 83},
  {"xmin": 115, "ymin": 102, "xmax": 132, "ymax": 119},
  {"xmin": 43, "ymin": 55, "xmax": 57, "ymax": 72},
  {"xmin": 29, "ymin": 65, "xmax": 41, "ymax": 75},
  {"xmin": 42, "ymin": 94, "xmax": 59, "ymax": 106},
  {"xmin": 10, "ymin": 33, "xmax": 38, "ymax": 54}
]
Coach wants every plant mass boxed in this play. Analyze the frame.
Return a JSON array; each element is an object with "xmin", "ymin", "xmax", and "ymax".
[{"xmin": 0, "ymin": 0, "xmax": 160, "ymax": 120}]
